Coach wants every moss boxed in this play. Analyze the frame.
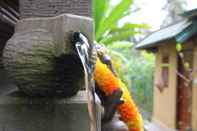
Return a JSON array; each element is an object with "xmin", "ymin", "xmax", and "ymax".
[{"xmin": 3, "ymin": 31, "xmax": 84, "ymax": 97}]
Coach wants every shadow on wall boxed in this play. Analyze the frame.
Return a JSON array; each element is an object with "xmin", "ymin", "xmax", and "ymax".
[
  {"xmin": 0, "ymin": 0, "xmax": 19, "ymax": 95},
  {"xmin": 0, "ymin": 69, "xmax": 18, "ymax": 95}
]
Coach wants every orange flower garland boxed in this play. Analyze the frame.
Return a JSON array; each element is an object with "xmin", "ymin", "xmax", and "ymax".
[{"xmin": 94, "ymin": 58, "xmax": 144, "ymax": 131}]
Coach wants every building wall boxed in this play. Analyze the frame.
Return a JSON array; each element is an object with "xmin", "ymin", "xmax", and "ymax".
[
  {"xmin": 152, "ymin": 41, "xmax": 178, "ymax": 129},
  {"xmin": 19, "ymin": 0, "xmax": 92, "ymax": 18},
  {"xmin": 192, "ymin": 39, "xmax": 197, "ymax": 131}
]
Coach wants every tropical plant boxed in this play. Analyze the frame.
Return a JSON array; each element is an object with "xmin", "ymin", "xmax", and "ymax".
[
  {"xmin": 93, "ymin": 0, "xmax": 149, "ymax": 84},
  {"xmin": 93, "ymin": 0, "xmax": 148, "ymax": 45},
  {"xmin": 93, "ymin": 0, "xmax": 155, "ymax": 118}
]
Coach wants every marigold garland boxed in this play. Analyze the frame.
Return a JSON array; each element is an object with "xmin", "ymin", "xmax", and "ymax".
[{"xmin": 94, "ymin": 58, "xmax": 144, "ymax": 131}]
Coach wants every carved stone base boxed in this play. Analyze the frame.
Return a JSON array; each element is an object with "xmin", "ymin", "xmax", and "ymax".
[{"xmin": 0, "ymin": 91, "xmax": 101, "ymax": 131}]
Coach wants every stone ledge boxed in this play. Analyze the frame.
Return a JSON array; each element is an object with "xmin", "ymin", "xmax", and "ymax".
[
  {"xmin": 0, "ymin": 90, "xmax": 101, "ymax": 131},
  {"xmin": 0, "ymin": 90, "xmax": 89, "ymax": 104}
]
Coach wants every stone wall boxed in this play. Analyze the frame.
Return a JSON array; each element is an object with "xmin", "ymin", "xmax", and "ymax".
[{"xmin": 19, "ymin": 0, "xmax": 92, "ymax": 18}]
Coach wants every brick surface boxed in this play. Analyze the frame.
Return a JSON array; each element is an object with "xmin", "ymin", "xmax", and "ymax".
[{"xmin": 19, "ymin": 0, "xmax": 92, "ymax": 18}]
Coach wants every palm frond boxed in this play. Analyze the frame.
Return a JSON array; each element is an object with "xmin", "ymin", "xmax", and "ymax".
[
  {"xmin": 108, "ymin": 49, "xmax": 129, "ymax": 63},
  {"xmin": 93, "ymin": 0, "xmax": 109, "ymax": 33},
  {"xmin": 110, "ymin": 23, "xmax": 150, "ymax": 33},
  {"xmin": 107, "ymin": 41, "xmax": 133, "ymax": 49},
  {"xmin": 100, "ymin": 30, "xmax": 141, "ymax": 44},
  {"xmin": 96, "ymin": 0, "xmax": 133, "ymax": 41}
]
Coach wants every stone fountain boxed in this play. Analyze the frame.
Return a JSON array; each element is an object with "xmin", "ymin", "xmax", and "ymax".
[{"xmin": 0, "ymin": 0, "xmax": 101, "ymax": 131}]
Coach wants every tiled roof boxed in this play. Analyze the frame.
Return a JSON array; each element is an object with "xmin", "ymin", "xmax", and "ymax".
[
  {"xmin": 136, "ymin": 8, "xmax": 197, "ymax": 50},
  {"xmin": 136, "ymin": 20, "xmax": 191, "ymax": 49}
]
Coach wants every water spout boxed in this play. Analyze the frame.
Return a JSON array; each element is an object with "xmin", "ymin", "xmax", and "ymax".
[{"xmin": 73, "ymin": 32, "xmax": 97, "ymax": 131}]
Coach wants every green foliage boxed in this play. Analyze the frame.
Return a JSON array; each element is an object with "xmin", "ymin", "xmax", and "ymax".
[
  {"xmin": 130, "ymin": 51, "xmax": 155, "ymax": 117},
  {"xmin": 176, "ymin": 42, "xmax": 182, "ymax": 51},
  {"xmin": 95, "ymin": 0, "xmax": 132, "ymax": 41},
  {"xmin": 107, "ymin": 43, "xmax": 155, "ymax": 116},
  {"xmin": 101, "ymin": 30, "xmax": 141, "ymax": 45},
  {"xmin": 106, "ymin": 41, "xmax": 133, "ymax": 86},
  {"xmin": 93, "ymin": 0, "xmax": 109, "ymax": 32},
  {"xmin": 93, "ymin": 0, "xmax": 149, "ymax": 44}
]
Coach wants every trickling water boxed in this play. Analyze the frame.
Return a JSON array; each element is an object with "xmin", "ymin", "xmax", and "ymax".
[{"xmin": 74, "ymin": 32, "xmax": 97, "ymax": 131}]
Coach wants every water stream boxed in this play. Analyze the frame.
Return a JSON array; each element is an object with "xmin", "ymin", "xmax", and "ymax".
[{"xmin": 74, "ymin": 32, "xmax": 97, "ymax": 131}]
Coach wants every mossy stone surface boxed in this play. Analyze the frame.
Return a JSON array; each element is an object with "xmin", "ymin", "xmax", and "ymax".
[{"xmin": 3, "ymin": 14, "xmax": 93, "ymax": 96}]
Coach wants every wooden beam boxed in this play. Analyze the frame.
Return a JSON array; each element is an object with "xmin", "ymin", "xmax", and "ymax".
[
  {"xmin": 192, "ymin": 40, "xmax": 197, "ymax": 131},
  {"xmin": 0, "ymin": 7, "xmax": 18, "ymax": 22},
  {"xmin": 0, "ymin": 1, "xmax": 19, "ymax": 19},
  {"xmin": 0, "ymin": 12, "xmax": 16, "ymax": 26}
]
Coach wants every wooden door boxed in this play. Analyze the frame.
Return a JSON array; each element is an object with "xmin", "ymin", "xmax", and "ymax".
[{"xmin": 177, "ymin": 49, "xmax": 193, "ymax": 131}]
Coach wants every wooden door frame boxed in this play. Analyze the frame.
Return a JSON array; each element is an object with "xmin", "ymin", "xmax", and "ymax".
[{"xmin": 176, "ymin": 48, "xmax": 193, "ymax": 131}]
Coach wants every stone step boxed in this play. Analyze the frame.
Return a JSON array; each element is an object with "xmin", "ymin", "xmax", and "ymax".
[{"xmin": 144, "ymin": 121, "xmax": 177, "ymax": 131}]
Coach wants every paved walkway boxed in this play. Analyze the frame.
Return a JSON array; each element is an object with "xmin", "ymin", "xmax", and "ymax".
[{"xmin": 144, "ymin": 121, "xmax": 177, "ymax": 131}]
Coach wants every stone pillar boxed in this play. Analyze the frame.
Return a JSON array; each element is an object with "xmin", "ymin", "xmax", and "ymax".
[
  {"xmin": 0, "ymin": 91, "xmax": 101, "ymax": 131},
  {"xmin": 0, "ymin": 1, "xmax": 99, "ymax": 131}
]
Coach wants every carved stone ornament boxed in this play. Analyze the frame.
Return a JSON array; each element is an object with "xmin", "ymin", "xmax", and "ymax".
[{"xmin": 2, "ymin": 14, "xmax": 93, "ymax": 96}]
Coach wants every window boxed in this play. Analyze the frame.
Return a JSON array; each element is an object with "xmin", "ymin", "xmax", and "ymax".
[{"xmin": 161, "ymin": 55, "xmax": 169, "ymax": 87}]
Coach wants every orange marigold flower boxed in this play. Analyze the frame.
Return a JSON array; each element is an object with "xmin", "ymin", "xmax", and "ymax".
[
  {"xmin": 94, "ymin": 58, "xmax": 144, "ymax": 131},
  {"xmin": 94, "ymin": 58, "xmax": 119, "ymax": 95}
]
